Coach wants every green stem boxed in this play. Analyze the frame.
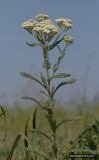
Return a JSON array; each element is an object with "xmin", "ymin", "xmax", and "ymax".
[
  {"xmin": 43, "ymin": 47, "xmax": 50, "ymax": 95},
  {"xmin": 43, "ymin": 46, "xmax": 58, "ymax": 158}
]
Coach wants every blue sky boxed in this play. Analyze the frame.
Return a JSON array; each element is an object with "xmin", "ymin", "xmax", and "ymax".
[{"xmin": 0, "ymin": 0, "xmax": 99, "ymax": 105}]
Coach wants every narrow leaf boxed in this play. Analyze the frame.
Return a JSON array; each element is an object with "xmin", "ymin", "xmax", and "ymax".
[
  {"xmin": 53, "ymin": 63, "xmax": 58, "ymax": 73},
  {"xmin": 26, "ymin": 42, "xmax": 41, "ymax": 47},
  {"xmin": 50, "ymin": 73, "xmax": 71, "ymax": 80},
  {"xmin": 49, "ymin": 37, "xmax": 63, "ymax": 50},
  {"xmin": 30, "ymin": 129, "xmax": 52, "ymax": 141},
  {"xmin": 22, "ymin": 96, "xmax": 42, "ymax": 108},
  {"xmin": 53, "ymin": 56, "xmax": 62, "ymax": 73},
  {"xmin": 32, "ymin": 108, "xmax": 37, "ymax": 129},
  {"xmin": 40, "ymin": 73, "xmax": 47, "ymax": 86},
  {"xmin": 57, "ymin": 45, "xmax": 62, "ymax": 55},
  {"xmin": 64, "ymin": 79, "xmax": 76, "ymax": 84},
  {"xmin": 56, "ymin": 119, "xmax": 73, "ymax": 129},
  {"xmin": 20, "ymin": 72, "xmax": 48, "ymax": 92},
  {"xmin": 20, "ymin": 72, "xmax": 44, "ymax": 87},
  {"xmin": 52, "ymin": 79, "xmax": 76, "ymax": 97},
  {"xmin": 7, "ymin": 135, "xmax": 21, "ymax": 160}
]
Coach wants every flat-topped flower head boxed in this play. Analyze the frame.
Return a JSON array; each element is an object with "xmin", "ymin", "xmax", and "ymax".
[
  {"xmin": 55, "ymin": 18, "xmax": 72, "ymax": 29},
  {"xmin": 64, "ymin": 35, "xmax": 74, "ymax": 44},
  {"xmin": 21, "ymin": 19, "xmax": 37, "ymax": 32},
  {"xmin": 21, "ymin": 14, "xmax": 74, "ymax": 43},
  {"xmin": 35, "ymin": 14, "xmax": 49, "ymax": 22},
  {"xmin": 33, "ymin": 19, "xmax": 59, "ymax": 35}
]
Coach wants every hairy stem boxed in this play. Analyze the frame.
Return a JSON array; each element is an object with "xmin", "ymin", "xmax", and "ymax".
[{"xmin": 43, "ymin": 46, "xmax": 58, "ymax": 158}]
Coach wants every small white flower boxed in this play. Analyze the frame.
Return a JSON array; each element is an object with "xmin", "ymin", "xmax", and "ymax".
[
  {"xmin": 43, "ymin": 29, "xmax": 51, "ymax": 34},
  {"xmin": 55, "ymin": 18, "xmax": 67, "ymax": 24},
  {"xmin": 64, "ymin": 19, "xmax": 72, "ymax": 29},
  {"xmin": 35, "ymin": 14, "xmax": 49, "ymax": 22},
  {"xmin": 55, "ymin": 18, "xmax": 72, "ymax": 29},
  {"xmin": 21, "ymin": 15, "xmax": 60, "ymax": 37},
  {"xmin": 21, "ymin": 19, "xmax": 37, "ymax": 32},
  {"xmin": 64, "ymin": 35, "xmax": 74, "ymax": 43},
  {"xmin": 33, "ymin": 26, "xmax": 44, "ymax": 33}
]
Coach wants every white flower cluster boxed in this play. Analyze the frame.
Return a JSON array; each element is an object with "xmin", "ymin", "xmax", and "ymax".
[
  {"xmin": 21, "ymin": 19, "xmax": 37, "ymax": 31},
  {"xmin": 21, "ymin": 14, "xmax": 59, "ymax": 36},
  {"xmin": 33, "ymin": 19, "xmax": 59, "ymax": 35},
  {"xmin": 21, "ymin": 14, "xmax": 74, "ymax": 44},
  {"xmin": 35, "ymin": 14, "xmax": 49, "ymax": 22},
  {"xmin": 64, "ymin": 35, "xmax": 74, "ymax": 44},
  {"xmin": 55, "ymin": 18, "xmax": 72, "ymax": 29}
]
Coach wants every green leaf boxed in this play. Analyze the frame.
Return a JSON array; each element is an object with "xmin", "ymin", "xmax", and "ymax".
[
  {"xmin": 56, "ymin": 119, "xmax": 73, "ymax": 129},
  {"xmin": 52, "ymin": 79, "xmax": 76, "ymax": 97},
  {"xmin": 32, "ymin": 108, "xmax": 37, "ymax": 129},
  {"xmin": 65, "ymin": 79, "xmax": 76, "ymax": 84},
  {"xmin": 20, "ymin": 72, "xmax": 45, "ymax": 88},
  {"xmin": 26, "ymin": 42, "xmax": 42, "ymax": 47},
  {"xmin": 6, "ymin": 135, "xmax": 21, "ymax": 160},
  {"xmin": 24, "ymin": 117, "xmax": 30, "ymax": 148},
  {"xmin": 30, "ymin": 129, "xmax": 52, "ymax": 141},
  {"xmin": 53, "ymin": 63, "xmax": 58, "ymax": 73},
  {"xmin": 40, "ymin": 73, "xmax": 47, "ymax": 86},
  {"xmin": 50, "ymin": 73, "xmax": 71, "ymax": 80},
  {"xmin": 53, "ymin": 55, "xmax": 63, "ymax": 73},
  {"xmin": 22, "ymin": 96, "xmax": 42, "ymax": 108}
]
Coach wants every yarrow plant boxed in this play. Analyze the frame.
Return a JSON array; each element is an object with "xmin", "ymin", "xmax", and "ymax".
[
  {"xmin": 20, "ymin": 13, "xmax": 76, "ymax": 160},
  {"xmin": 4, "ymin": 13, "xmax": 99, "ymax": 160}
]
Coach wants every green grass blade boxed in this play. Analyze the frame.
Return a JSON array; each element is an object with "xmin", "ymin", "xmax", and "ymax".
[
  {"xmin": 24, "ymin": 116, "xmax": 30, "ymax": 148},
  {"xmin": 56, "ymin": 119, "xmax": 73, "ymax": 129},
  {"xmin": 32, "ymin": 107, "xmax": 37, "ymax": 129},
  {"xmin": 6, "ymin": 134, "xmax": 21, "ymax": 160}
]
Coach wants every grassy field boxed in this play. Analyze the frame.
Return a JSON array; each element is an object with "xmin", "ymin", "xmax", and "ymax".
[{"xmin": 0, "ymin": 101, "xmax": 99, "ymax": 160}]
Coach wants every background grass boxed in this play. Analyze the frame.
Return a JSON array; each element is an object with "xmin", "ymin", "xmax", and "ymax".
[{"xmin": 0, "ymin": 98, "xmax": 99, "ymax": 159}]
